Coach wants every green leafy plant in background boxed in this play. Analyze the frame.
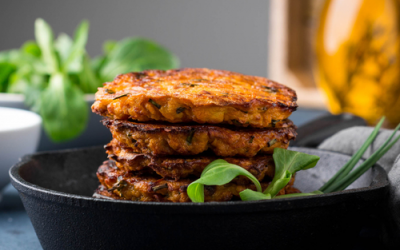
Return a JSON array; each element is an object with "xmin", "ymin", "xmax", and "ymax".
[
  {"xmin": 0, "ymin": 18, "xmax": 179, "ymax": 142},
  {"xmin": 187, "ymin": 117, "xmax": 400, "ymax": 202}
]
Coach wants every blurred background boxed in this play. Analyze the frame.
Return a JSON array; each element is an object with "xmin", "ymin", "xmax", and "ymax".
[{"xmin": 0, "ymin": 0, "xmax": 270, "ymax": 77}]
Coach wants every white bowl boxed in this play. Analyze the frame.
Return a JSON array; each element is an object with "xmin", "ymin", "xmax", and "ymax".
[
  {"xmin": 0, "ymin": 93, "xmax": 111, "ymax": 152},
  {"xmin": 0, "ymin": 107, "xmax": 41, "ymax": 192}
]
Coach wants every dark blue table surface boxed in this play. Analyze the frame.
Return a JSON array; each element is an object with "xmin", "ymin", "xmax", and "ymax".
[{"xmin": 0, "ymin": 108, "xmax": 328, "ymax": 250}]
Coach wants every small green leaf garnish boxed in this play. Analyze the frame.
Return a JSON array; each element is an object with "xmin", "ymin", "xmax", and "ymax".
[
  {"xmin": 249, "ymin": 136, "xmax": 254, "ymax": 144},
  {"xmin": 264, "ymin": 148, "xmax": 320, "ymax": 197},
  {"xmin": 186, "ymin": 129, "xmax": 195, "ymax": 144},
  {"xmin": 187, "ymin": 159, "xmax": 262, "ymax": 203},
  {"xmin": 113, "ymin": 93, "xmax": 128, "ymax": 100},
  {"xmin": 239, "ymin": 189, "xmax": 271, "ymax": 201},
  {"xmin": 105, "ymin": 88, "xmax": 115, "ymax": 94},
  {"xmin": 176, "ymin": 107, "xmax": 186, "ymax": 114},
  {"xmin": 268, "ymin": 139, "xmax": 277, "ymax": 147},
  {"xmin": 192, "ymin": 79, "xmax": 206, "ymax": 82},
  {"xmin": 271, "ymin": 119, "xmax": 280, "ymax": 127},
  {"xmin": 186, "ymin": 116, "xmax": 400, "ymax": 203},
  {"xmin": 152, "ymin": 183, "xmax": 168, "ymax": 192},
  {"xmin": 108, "ymin": 179, "xmax": 128, "ymax": 192},
  {"xmin": 231, "ymin": 119, "xmax": 242, "ymax": 126},
  {"xmin": 148, "ymin": 99, "xmax": 161, "ymax": 109}
]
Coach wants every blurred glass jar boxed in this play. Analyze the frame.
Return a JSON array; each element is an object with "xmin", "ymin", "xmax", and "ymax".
[{"xmin": 315, "ymin": 0, "xmax": 400, "ymax": 127}]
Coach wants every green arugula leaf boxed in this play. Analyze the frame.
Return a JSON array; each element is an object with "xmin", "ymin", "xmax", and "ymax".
[
  {"xmin": 99, "ymin": 38, "xmax": 179, "ymax": 82},
  {"xmin": 7, "ymin": 71, "xmax": 29, "ymax": 94},
  {"xmin": 21, "ymin": 41, "xmax": 41, "ymax": 58},
  {"xmin": 263, "ymin": 148, "xmax": 320, "ymax": 197},
  {"xmin": 78, "ymin": 54, "xmax": 101, "ymax": 93},
  {"xmin": 35, "ymin": 18, "xmax": 59, "ymax": 73},
  {"xmin": 187, "ymin": 183, "xmax": 204, "ymax": 203},
  {"xmin": 55, "ymin": 33, "xmax": 73, "ymax": 64},
  {"xmin": 103, "ymin": 40, "xmax": 117, "ymax": 55},
  {"xmin": 62, "ymin": 20, "xmax": 89, "ymax": 73},
  {"xmin": 240, "ymin": 189, "xmax": 323, "ymax": 201},
  {"xmin": 0, "ymin": 62, "xmax": 16, "ymax": 92},
  {"xmin": 22, "ymin": 74, "xmax": 47, "ymax": 112},
  {"xmin": 0, "ymin": 50, "xmax": 21, "ymax": 64},
  {"xmin": 91, "ymin": 55, "xmax": 106, "ymax": 76},
  {"xmin": 39, "ymin": 72, "xmax": 88, "ymax": 142},
  {"xmin": 187, "ymin": 159, "xmax": 262, "ymax": 203},
  {"xmin": 239, "ymin": 189, "xmax": 271, "ymax": 201}
]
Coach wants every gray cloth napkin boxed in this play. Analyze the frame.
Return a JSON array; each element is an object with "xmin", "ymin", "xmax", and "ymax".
[{"xmin": 318, "ymin": 126, "xmax": 400, "ymax": 245}]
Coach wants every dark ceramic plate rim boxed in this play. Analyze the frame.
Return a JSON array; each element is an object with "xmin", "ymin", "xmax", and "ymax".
[{"xmin": 9, "ymin": 146, "xmax": 389, "ymax": 214}]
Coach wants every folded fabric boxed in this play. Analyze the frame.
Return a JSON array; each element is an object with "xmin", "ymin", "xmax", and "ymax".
[{"xmin": 318, "ymin": 126, "xmax": 400, "ymax": 246}]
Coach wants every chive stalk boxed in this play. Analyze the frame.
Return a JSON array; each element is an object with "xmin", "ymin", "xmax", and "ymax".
[
  {"xmin": 319, "ymin": 117, "xmax": 385, "ymax": 192},
  {"xmin": 322, "ymin": 120, "xmax": 400, "ymax": 193}
]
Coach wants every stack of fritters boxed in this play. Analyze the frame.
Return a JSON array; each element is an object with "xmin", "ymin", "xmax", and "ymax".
[{"xmin": 91, "ymin": 68, "xmax": 299, "ymax": 202}]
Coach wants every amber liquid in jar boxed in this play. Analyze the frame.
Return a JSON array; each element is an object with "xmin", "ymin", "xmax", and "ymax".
[{"xmin": 315, "ymin": 0, "xmax": 400, "ymax": 127}]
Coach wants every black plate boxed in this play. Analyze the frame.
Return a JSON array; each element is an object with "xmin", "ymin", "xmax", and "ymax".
[{"xmin": 9, "ymin": 146, "xmax": 389, "ymax": 250}]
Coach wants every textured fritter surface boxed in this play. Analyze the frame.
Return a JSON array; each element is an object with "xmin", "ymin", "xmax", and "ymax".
[
  {"xmin": 92, "ymin": 68, "xmax": 297, "ymax": 128},
  {"xmin": 104, "ymin": 119, "xmax": 297, "ymax": 157},
  {"xmin": 95, "ymin": 160, "xmax": 300, "ymax": 202},
  {"xmin": 105, "ymin": 140, "xmax": 275, "ymax": 182}
]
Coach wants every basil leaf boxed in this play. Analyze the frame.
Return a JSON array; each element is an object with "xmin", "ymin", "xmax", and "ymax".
[
  {"xmin": 201, "ymin": 159, "xmax": 227, "ymax": 176},
  {"xmin": 7, "ymin": 71, "xmax": 28, "ymax": 94},
  {"xmin": 273, "ymin": 190, "xmax": 323, "ymax": 199},
  {"xmin": 99, "ymin": 38, "xmax": 179, "ymax": 82},
  {"xmin": 187, "ymin": 160, "xmax": 262, "ymax": 203},
  {"xmin": 21, "ymin": 41, "xmax": 41, "ymax": 58},
  {"xmin": 35, "ymin": 18, "xmax": 59, "ymax": 73},
  {"xmin": 62, "ymin": 20, "xmax": 89, "ymax": 73},
  {"xmin": 39, "ymin": 73, "xmax": 88, "ymax": 142},
  {"xmin": 264, "ymin": 148, "xmax": 320, "ymax": 197},
  {"xmin": 78, "ymin": 54, "xmax": 101, "ymax": 93},
  {"xmin": 55, "ymin": 33, "xmax": 73, "ymax": 65},
  {"xmin": 264, "ymin": 170, "xmax": 292, "ymax": 197},
  {"xmin": 239, "ymin": 189, "xmax": 271, "ymax": 201},
  {"xmin": 186, "ymin": 183, "xmax": 204, "ymax": 203}
]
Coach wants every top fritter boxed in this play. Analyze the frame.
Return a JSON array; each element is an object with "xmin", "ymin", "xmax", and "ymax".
[{"xmin": 91, "ymin": 68, "xmax": 297, "ymax": 128}]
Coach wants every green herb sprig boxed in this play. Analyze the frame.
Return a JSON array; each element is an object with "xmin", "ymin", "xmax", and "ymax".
[
  {"xmin": 187, "ymin": 117, "xmax": 400, "ymax": 202},
  {"xmin": 187, "ymin": 159, "xmax": 262, "ymax": 202}
]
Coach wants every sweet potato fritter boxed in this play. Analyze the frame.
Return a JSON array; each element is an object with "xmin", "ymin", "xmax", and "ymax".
[
  {"xmin": 92, "ymin": 68, "xmax": 297, "ymax": 128},
  {"xmin": 103, "ymin": 119, "xmax": 297, "ymax": 157},
  {"xmin": 95, "ymin": 160, "xmax": 300, "ymax": 202},
  {"xmin": 105, "ymin": 140, "xmax": 275, "ymax": 182}
]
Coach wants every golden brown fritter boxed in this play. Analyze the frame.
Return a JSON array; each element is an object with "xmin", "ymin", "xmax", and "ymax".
[
  {"xmin": 105, "ymin": 141, "xmax": 275, "ymax": 182},
  {"xmin": 95, "ymin": 160, "xmax": 300, "ymax": 202},
  {"xmin": 92, "ymin": 68, "xmax": 297, "ymax": 128},
  {"xmin": 103, "ymin": 119, "xmax": 297, "ymax": 157}
]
